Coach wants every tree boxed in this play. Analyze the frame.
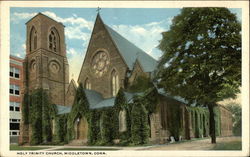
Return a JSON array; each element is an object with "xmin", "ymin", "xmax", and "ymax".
[{"xmin": 156, "ymin": 8, "xmax": 241, "ymax": 143}]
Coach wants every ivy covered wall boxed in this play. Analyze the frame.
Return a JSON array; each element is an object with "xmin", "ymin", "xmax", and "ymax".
[
  {"xmin": 21, "ymin": 88, "xmax": 57, "ymax": 145},
  {"xmin": 22, "ymin": 84, "xmax": 223, "ymax": 146}
]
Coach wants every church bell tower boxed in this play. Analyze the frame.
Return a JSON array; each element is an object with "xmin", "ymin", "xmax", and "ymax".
[{"xmin": 23, "ymin": 13, "xmax": 69, "ymax": 105}]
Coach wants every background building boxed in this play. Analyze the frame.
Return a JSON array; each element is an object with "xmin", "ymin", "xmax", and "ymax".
[{"xmin": 9, "ymin": 55, "xmax": 24, "ymax": 143}]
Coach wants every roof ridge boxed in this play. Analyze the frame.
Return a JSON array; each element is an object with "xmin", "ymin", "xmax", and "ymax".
[
  {"xmin": 104, "ymin": 24, "xmax": 158, "ymax": 72},
  {"xmin": 26, "ymin": 12, "xmax": 65, "ymax": 27},
  {"xmin": 104, "ymin": 24, "xmax": 155, "ymax": 60}
]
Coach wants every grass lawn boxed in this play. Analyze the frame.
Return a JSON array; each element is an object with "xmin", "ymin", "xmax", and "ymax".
[
  {"xmin": 211, "ymin": 141, "xmax": 242, "ymax": 150},
  {"xmin": 10, "ymin": 145, "xmax": 51, "ymax": 151},
  {"xmin": 54, "ymin": 148, "xmax": 120, "ymax": 151}
]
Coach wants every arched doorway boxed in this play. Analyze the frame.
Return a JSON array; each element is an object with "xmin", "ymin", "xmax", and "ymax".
[{"xmin": 74, "ymin": 116, "xmax": 88, "ymax": 140}]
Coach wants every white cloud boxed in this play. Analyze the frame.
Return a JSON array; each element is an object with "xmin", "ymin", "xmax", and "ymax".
[
  {"xmin": 41, "ymin": 11, "xmax": 93, "ymax": 30},
  {"xmin": 67, "ymin": 48, "xmax": 77, "ymax": 55},
  {"xmin": 11, "ymin": 12, "xmax": 37, "ymax": 22},
  {"xmin": 11, "ymin": 11, "xmax": 94, "ymax": 41},
  {"xmin": 41, "ymin": 11, "xmax": 94, "ymax": 42},
  {"xmin": 111, "ymin": 20, "xmax": 166, "ymax": 60},
  {"xmin": 167, "ymin": 17, "xmax": 174, "ymax": 24},
  {"xmin": 65, "ymin": 26, "xmax": 91, "ymax": 41}
]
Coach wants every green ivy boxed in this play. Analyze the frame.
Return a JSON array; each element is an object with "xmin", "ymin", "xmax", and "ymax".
[
  {"xmin": 128, "ymin": 75, "xmax": 153, "ymax": 92},
  {"xmin": 186, "ymin": 107, "xmax": 210, "ymax": 138},
  {"xmin": 131, "ymin": 96, "xmax": 150, "ymax": 145},
  {"xmin": 67, "ymin": 83, "xmax": 90, "ymax": 141},
  {"xmin": 21, "ymin": 93, "xmax": 30, "ymax": 124},
  {"xmin": 54, "ymin": 114, "xmax": 68, "ymax": 143},
  {"xmin": 28, "ymin": 88, "xmax": 56, "ymax": 145},
  {"xmin": 22, "ymin": 79, "xmax": 223, "ymax": 146},
  {"xmin": 88, "ymin": 110, "xmax": 101, "ymax": 145},
  {"xmin": 141, "ymin": 87, "xmax": 158, "ymax": 114},
  {"xmin": 99, "ymin": 108, "xmax": 116, "ymax": 145}
]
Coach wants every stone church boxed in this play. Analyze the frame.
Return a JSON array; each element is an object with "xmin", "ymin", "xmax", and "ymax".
[{"xmin": 19, "ymin": 13, "xmax": 233, "ymax": 145}]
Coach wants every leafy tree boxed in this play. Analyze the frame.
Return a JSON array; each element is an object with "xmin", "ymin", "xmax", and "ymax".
[{"xmin": 157, "ymin": 8, "xmax": 241, "ymax": 143}]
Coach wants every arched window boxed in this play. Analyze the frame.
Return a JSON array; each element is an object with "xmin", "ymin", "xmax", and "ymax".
[
  {"xmin": 111, "ymin": 70, "xmax": 119, "ymax": 96},
  {"xmin": 48, "ymin": 28, "xmax": 59, "ymax": 52},
  {"xmin": 30, "ymin": 27, "xmax": 37, "ymax": 51},
  {"xmin": 84, "ymin": 78, "xmax": 91, "ymax": 90},
  {"xmin": 119, "ymin": 110, "xmax": 127, "ymax": 132}
]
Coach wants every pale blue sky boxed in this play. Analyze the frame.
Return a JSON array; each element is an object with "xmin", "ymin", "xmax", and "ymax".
[{"xmin": 10, "ymin": 7, "xmax": 241, "ymax": 81}]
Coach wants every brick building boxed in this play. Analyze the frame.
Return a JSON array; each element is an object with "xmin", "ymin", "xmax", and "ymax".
[{"xmin": 9, "ymin": 55, "xmax": 24, "ymax": 143}]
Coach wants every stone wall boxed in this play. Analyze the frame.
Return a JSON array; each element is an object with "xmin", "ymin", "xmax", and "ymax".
[
  {"xmin": 78, "ymin": 15, "xmax": 127, "ymax": 98},
  {"xmin": 24, "ymin": 13, "xmax": 69, "ymax": 106},
  {"xmin": 149, "ymin": 96, "xmax": 187, "ymax": 143}
]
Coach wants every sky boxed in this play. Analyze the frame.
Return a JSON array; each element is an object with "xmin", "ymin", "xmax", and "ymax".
[{"xmin": 10, "ymin": 7, "xmax": 241, "ymax": 82}]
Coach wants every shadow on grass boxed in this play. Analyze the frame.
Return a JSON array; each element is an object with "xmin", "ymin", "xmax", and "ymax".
[
  {"xmin": 211, "ymin": 141, "xmax": 242, "ymax": 150},
  {"xmin": 10, "ymin": 145, "xmax": 51, "ymax": 151}
]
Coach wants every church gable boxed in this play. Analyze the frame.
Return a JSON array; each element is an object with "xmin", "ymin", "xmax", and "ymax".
[
  {"xmin": 65, "ymin": 79, "xmax": 77, "ymax": 106},
  {"xmin": 128, "ymin": 59, "xmax": 149, "ymax": 85},
  {"xmin": 78, "ymin": 14, "xmax": 128, "ymax": 98}
]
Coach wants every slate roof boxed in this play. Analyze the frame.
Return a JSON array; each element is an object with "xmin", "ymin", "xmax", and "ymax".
[
  {"xmin": 156, "ymin": 88, "xmax": 196, "ymax": 106},
  {"xmin": 91, "ymin": 98, "xmax": 115, "ymax": 109},
  {"xmin": 56, "ymin": 87, "xmax": 193, "ymax": 115},
  {"xmin": 56, "ymin": 104, "xmax": 72, "ymax": 115},
  {"xmin": 104, "ymin": 24, "xmax": 158, "ymax": 72},
  {"xmin": 84, "ymin": 89, "xmax": 103, "ymax": 107},
  {"xmin": 55, "ymin": 90, "xmax": 143, "ymax": 115}
]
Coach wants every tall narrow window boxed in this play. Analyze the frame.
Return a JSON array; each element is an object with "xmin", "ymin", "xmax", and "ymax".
[
  {"xmin": 48, "ymin": 28, "xmax": 59, "ymax": 52},
  {"xmin": 34, "ymin": 31, "xmax": 37, "ymax": 49},
  {"xmin": 30, "ymin": 27, "xmax": 37, "ymax": 51},
  {"xmin": 10, "ymin": 67, "xmax": 14, "ymax": 77},
  {"xmin": 111, "ymin": 70, "xmax": 119, "ymax": 97},
  {"xmin": 119, "ymin": 110, "xmax": 127, "ymax": 132},
  {"xmin": 84, "ymin": 78, "xmax": 91, "ymax": 90}
]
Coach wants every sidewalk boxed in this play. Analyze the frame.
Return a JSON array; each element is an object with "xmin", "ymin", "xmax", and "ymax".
[{"xmin": 27, "ymin": 136, "xmax": 241, "ymax": 151}]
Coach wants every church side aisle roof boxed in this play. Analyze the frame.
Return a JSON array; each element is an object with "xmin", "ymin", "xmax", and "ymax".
[
  {"xmin": 84, "ymin": 89, "xmax": 104, "ymax": 108},
  {"xmin": 56, "ymin": 90, "xmax": 143, "ymax": 114},
  {"xmin": 56, "ymin": 104, "xmax": 72, "ymax": 115},
  {"xmin": 104, "ymin": 24, "xmax": 158, "ymax": 72}
]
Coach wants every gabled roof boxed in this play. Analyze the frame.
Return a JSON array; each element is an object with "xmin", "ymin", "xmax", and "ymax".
[
  {"xmin": 66, "ymin": 79, "xmax": 77, "ymax": 94},
  {"xmin": 104, "ymin": 24, "xmax": 158, "ymax": 72}
]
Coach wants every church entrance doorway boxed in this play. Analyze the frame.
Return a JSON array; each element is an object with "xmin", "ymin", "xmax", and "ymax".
[{"xmin": 74, "ymin": 116, "xmax": 88, "ymax": 140}]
